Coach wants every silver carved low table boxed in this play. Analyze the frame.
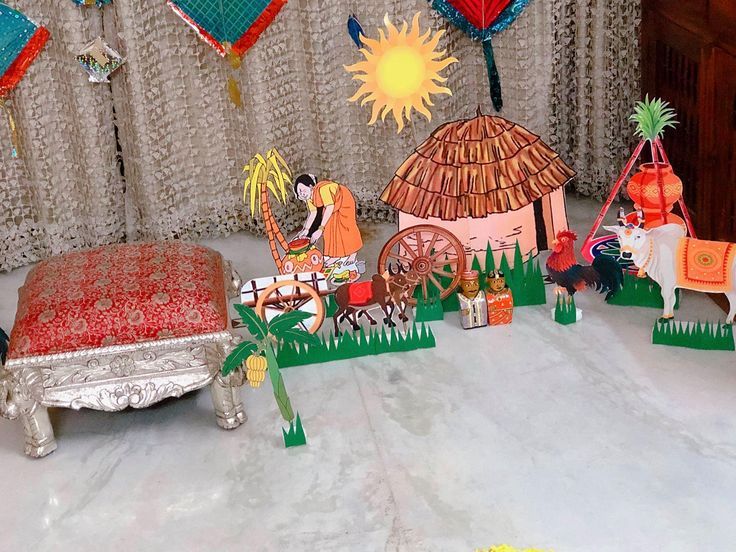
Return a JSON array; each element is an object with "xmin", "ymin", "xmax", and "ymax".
[{"xmin": 0, "ymin": 242, "xmax": 245, "ymax": 458}]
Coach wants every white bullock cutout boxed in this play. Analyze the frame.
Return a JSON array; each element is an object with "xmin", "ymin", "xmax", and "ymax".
[{"xmin": 604, "ymin": 215, "xmax": 736, "ymax": 324}]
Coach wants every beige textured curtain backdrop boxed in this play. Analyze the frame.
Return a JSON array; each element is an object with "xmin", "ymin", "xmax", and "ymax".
[
  {"xmin": 549, "ymin": 0, "xmax": 642, "ymax": 199},
  {"xmin": 0, "ymin": 0, "xmax": 640, "ymax": 272},
  {"xmin": 0, "ymin": 2, "xmax": 125, "ymax": 272}
]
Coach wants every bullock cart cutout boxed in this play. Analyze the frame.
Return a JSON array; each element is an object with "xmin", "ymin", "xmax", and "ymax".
[
  {"xmin": 239, "ymin": 272, "xmax": 329, "ymax": 334},
  {"xmin": 235, "ymin": 225, "xmax": 464, "ymax": 335}
]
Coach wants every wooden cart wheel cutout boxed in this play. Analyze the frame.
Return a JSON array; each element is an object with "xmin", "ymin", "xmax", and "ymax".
[
  {"xmin": 378, "ymin": 224, "xmax": 466, "ymax": 304},
  {"xmin": 255, "ymin": 280, "xmax": 326, "ymax": 334}
]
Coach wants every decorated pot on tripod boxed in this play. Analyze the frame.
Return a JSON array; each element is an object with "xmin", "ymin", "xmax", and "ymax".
[{"xmin": 627, "ymin": 162, "xmax": 684, "ymax": 229}]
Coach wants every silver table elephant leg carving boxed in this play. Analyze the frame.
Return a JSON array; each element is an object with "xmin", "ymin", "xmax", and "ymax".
[
  {"xmin": 21, "ymin": 406, "xmax": 57, "ymax": 458},
  {"xmin": 2, "ymin": 332, "xmax": 246, "ymax": 457},
  {"xmin": 1, "ymin": 368, "xmax": 57, "ymax": 458},
  {"xmin": 211, "ymin": 374, "xmax": 246, "ymax": 430}
]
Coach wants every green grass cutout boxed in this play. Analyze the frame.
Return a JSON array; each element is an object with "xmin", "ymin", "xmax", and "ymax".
[
  {"xmin": 282, "ymin": 413, "xmax": 307, "ymax": 448},
  {"xmin": 415, "ymin": 293, "xmax": 445, "ymax": 322},
  {"xmin": 276, "ymin": 323, "xmax": 436, "ymax": 368},
  {"xmin": 435, "ymin": 241, "xmax": 546, "ymax": 313},
  {"xmin": 652, "ymin": 320, "xmax": 735, "ymax": 351},
  {"xmin": 607, "ymin": 272, "xmax": 680, "ymax": 309},
  {"xmin": 414, "ymin": 273, "xmax": 445, "ymax": 322},
  {"xmin": 554, "ymin": 295, "xmax": 578, "ymax": 325},
  {"xmin": 324, "ymin": 295, "xmax": 338, "ymax": 318}
]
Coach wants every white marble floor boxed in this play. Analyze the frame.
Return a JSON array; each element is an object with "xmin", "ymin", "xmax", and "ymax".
[{"xmin": 1, "ymin": 197, "xmax": 735, "ymax": 552}]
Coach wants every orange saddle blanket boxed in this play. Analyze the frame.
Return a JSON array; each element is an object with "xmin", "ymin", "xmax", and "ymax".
[{"xmin": 676, "ymin": 238, "xmax": 736, "ymax": 292}]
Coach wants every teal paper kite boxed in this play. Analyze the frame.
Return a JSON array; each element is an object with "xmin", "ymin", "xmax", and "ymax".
[
  {"xmin": 0, "ymin": 2, "xmax": 50, "ymax": 99},
  {"xmin": 168, "ymin": 0, "xmax": 288, "ymax": 59},
  {"xmin": 431, "ymin": 0, "xmax": 530, "ymax": 112},
  {"xmin": 0, "ymin": 3, "xmax": 50, "ymax": 157}
]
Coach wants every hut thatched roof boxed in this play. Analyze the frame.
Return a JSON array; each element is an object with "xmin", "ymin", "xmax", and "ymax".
[{"xmin": 381, "ymin": 112, "xmax": 576, "ymax": 220}]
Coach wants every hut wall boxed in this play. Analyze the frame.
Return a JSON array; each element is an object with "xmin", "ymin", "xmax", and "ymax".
[{"xmin": 399, "ymin": 207, "xmax": 540, "ymax": 269}]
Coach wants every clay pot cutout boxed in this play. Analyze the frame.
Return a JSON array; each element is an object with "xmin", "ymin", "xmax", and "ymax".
[
  {"xmin": 281, "ymin": 239, "xmax": 324, "ymax": 274},
  {"xmin": 627, "ymin": 163, "xmax": 684, "ymax": 229}
]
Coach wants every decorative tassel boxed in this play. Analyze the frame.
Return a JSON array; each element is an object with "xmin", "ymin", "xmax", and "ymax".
[
  {"xmin": 482, "ymin": 40, "xmax": 503, "ymax": 112},
  {"xmin": 223, "ymin": 42, "xmax": 243, "ymax": 108},
  {"xmin": 228, "ymin": 77, "xmax": 243, "ymax": 108},
  {"xmin": 0, "ymin": 98, "xmax": 21, "ymax": 158},
  {"xmin": 347, "ymin": 14, "xmax": 365, "ymax": 48}
]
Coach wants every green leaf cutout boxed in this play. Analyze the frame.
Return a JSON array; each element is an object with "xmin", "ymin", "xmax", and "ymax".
[
  {"xmin": 268, "ymin": 311, "xmax": 312, "ymax": 337},
  {"xmin": 234, "ymin": 304, "xmax": 267, "ymax": 340},
  {"xmin": 629, "ymin": 95, "xmax": 678, "ymax": 142},
  {"xmin": 277, "ymin": 328, "xmax": 320, "ymax": 347},
  {"xmin": 222, "ymin": 341, "xmax": 257, "ymax": 376}
]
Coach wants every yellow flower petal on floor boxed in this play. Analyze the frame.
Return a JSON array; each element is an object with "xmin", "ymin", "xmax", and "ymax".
[{"xmin": 475, "ymin": 546, "xmax": 552, "ymax": 552}]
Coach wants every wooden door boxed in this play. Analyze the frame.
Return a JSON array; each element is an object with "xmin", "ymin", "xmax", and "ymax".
[
  {"xmin": 641, "ymin": 6, "xmax": 709, "ymax": 235},
  {"xmin": 710, "ymin": 0, "xmax": 736, "ymax": 38},
  {"xmin": 710, "ymin": 48, "xmax": 736, "ymax": 241}
]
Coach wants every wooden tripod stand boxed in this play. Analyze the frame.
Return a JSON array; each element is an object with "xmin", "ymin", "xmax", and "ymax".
[{"xmin": 581, "ymin": 137, "xmax": 697, "ymax": 262}]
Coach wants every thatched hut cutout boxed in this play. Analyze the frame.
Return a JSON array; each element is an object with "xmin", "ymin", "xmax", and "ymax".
[{"xmin": 381, "ymin": 110, "xmax": 575, "ymax": 266}]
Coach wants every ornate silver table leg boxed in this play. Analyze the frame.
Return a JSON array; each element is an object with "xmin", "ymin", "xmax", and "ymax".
[
  {"xmin": 211, "ymin": 374, "xmax": 246, "ymax": 430},
  {"xmin": 21, "ymin": 406, "xmax": 57, "ymax": 458},
  {"xmin": 210, "ymin": 327, "xmax": 246, "ymax": 430},
  {"xmin": 1, "ymin": 367, "xmax": 57, "ymax": 458}
]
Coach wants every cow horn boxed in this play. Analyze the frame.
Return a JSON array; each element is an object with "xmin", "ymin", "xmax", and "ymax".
[
  {"xmin": 636, "ymin": 209, "xmax": 645, "ymax": 228},
  {"xmin": 617, "ymin": 207, "xmax": 626, "ymax": 226}
]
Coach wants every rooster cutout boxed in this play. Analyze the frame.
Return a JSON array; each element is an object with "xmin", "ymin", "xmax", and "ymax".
[{"xmin": 546, "ymin": 230, "xmax": 623, "ymax": 300}]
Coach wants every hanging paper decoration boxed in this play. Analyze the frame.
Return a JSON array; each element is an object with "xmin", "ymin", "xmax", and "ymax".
[
  {"xmin": 167, "ymin": 0, "xmax": 287, "ymax": 107},
  {"xmin": 71, "ymin": 0, "xmax": 113, "ymax": 7},
  {"xmin": 345, "ymin": 13, "xmax": 458, "ymax": 133},
  {"xmin": 77, "ymin": 37, "xmax": 125, "ymax": 83},
  {"xmin": 347, "ymin": 14, "xmax": 364, "ymax": 49},
  {"xmin": 0, "ymin": 3, "xmax": 50, "ymax": 158},
  {"xmin": 430, "ymin": 0, "xmax": 530, "ymax": 112},
  {"xmin": 168, "ymin": 0, "xmax": 287, "ymax": 57}
]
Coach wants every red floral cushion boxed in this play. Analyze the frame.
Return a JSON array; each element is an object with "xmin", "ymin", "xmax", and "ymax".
[{"xmin": 8, "ymin": 242, "xmax": 230, "ymax": 359}]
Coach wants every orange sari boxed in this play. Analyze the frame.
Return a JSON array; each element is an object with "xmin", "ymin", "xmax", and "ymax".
[
  {"xmin": 486, "ymin": 290, "xmax": 513, "ymax": 326},
  {"xmin": 309, "ymin": 180, "xmax": 363, "ymax": 258}
]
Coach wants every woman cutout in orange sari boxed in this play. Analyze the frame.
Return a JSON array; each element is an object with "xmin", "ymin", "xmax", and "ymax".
[{"xmin": 294, "ymin": 174, "xmax": 363, "ymax": 267}]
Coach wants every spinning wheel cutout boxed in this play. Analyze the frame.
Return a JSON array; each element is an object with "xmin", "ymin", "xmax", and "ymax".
[{"xmin": 378, "ymin": 225, "xmax": 466, "ymax": 303}]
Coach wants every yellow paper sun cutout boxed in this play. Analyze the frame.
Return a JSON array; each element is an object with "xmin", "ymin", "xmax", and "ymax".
[{"xmin": 345, "ymin": 13, "xmax": 458, "ymax": 132}]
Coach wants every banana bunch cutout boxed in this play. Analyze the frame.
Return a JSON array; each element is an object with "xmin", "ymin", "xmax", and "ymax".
[{"xmin": 246, "ymin": 354, "xmax": 268, "ymax": 388}]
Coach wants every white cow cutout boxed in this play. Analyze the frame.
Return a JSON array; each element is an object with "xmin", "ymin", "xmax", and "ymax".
[{"xmin": 604, "ymin": 223, "xmax": 736, "ymax": 323}]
